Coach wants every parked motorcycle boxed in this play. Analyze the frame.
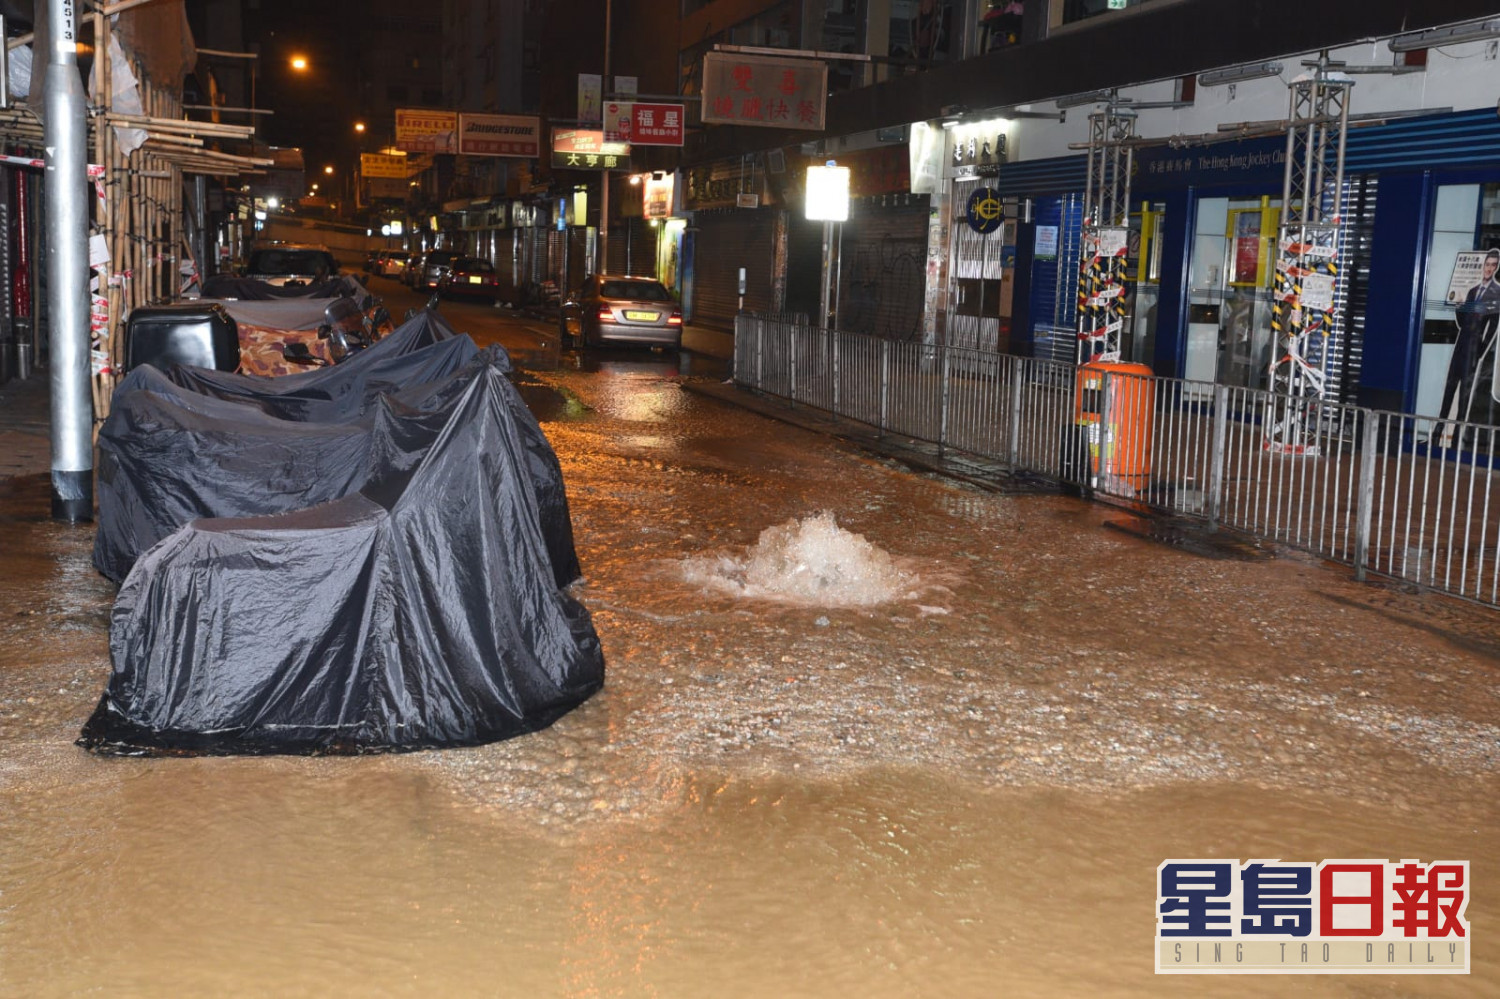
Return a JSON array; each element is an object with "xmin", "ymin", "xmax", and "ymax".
[{"xmin": 284, "ymin": 296, "xmax": 393, "ymax": 367}]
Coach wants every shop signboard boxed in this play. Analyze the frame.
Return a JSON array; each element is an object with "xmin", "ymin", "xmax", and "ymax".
[
  {"xmin": 1134, "ymin": 136, "xmax": 1285, "ymax": 193},
  {"xmin": 631, "ymin": 103, "xmax": 685, "ymax": 146},
  {"xmin": 701, "ymin": 52, "xmax": 826, "ymax": 130},
  {"xmin": 965, "ymin": 187, "xmax": 1003, "ymax": 234},
  {"xmin": 551, "ymin": 129, "xmax": 630, "ymax": 171},
  {"xmin": 360, "ymin": 152, "xmax": 408, "ymax": 179},
  {"xmin": 395, "ymin": 109, "xmax": 457, "ymax": 154},
  {"xmin": 458, "ymin": 114, "xmax": 542, "ymax": 158},
  {"xmin": 643, "ymin": 173, "xmax": 674, "ymax": 219}
]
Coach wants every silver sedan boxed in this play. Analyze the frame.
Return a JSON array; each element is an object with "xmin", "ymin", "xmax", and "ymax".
[{"xmin": 561, "ymin": 275, "xmax": 682, "ymax": 349}]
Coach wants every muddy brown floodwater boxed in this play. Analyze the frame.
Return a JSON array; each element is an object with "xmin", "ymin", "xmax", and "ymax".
[{"xmin": 2, "ymin": 354, "xmax": 1499, "ymax": 997}]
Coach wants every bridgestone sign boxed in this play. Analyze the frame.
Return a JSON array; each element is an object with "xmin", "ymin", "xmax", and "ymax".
[{"xmin": 458, "ymin": 114, "xmax": 542, "ymax": 158}]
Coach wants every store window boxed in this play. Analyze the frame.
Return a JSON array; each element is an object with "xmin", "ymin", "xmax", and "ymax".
[
  {"xmin": 1185, "ymin": 196, "xmax": 1280, "ymax": 388},
  {"xmin": 1125, "ymin": 202, "xmax": 1165, "ymax": 368},
  {"xmin": 1415, "ymin": 183, "xmax": 1500, "ymax": 444}
]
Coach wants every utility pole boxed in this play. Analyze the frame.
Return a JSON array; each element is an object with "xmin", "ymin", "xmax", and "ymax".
[
  {"xmin": 44, "ymin": 0, "xmax": 93, "ymax": 522},
  {"xmin": 598, "ymin": 0, "xmax": 612, "ymax": 275}
]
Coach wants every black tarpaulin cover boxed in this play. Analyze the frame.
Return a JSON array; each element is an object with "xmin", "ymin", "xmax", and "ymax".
[
  {"xmin": 91, "ymin": 316, "xmax": 488, "ymax": 584},
  {"xmin": 92, "ymin": 335, "xmax": 581, "ymax": 592},
  {"xmin": 78, "ymin": 353, "xmax": 603, "ymax": 756},
  {"xmin": 199, "ymin": 274, "xmax": 368, "ymax": 301},
  {"xmin": 164, "ymin": 308, "xmax": 478, "ymax": 422}
]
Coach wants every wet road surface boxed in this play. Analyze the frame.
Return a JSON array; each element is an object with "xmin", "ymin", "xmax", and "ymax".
[{"xmin": 2, "ymin": 287, "xmax": 1498, "ymax": 996}]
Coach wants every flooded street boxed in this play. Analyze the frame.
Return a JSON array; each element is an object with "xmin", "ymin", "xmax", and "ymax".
[{"xmin": 3, "ymin": 330, "xmax": 1500, "ymax": 996}]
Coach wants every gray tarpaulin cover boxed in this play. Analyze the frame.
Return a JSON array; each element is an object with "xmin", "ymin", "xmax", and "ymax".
[{"xmin": 79, "ymin": 348, "xmax": 602, "ymax": 755}]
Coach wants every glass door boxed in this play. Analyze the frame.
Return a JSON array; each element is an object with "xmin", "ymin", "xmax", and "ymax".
[{"xmin": 1186, "ymin": 195, "xmax": 1281, "ymax": 388}]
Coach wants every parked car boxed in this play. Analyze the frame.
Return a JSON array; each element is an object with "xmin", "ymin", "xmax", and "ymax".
[
  {"xmin": 381, "ymin": 251, "xmax": 413, "ymax": 279},
  {"xmin": 411, "ymin": 249, "xmax": 462, "ymax": 291},
  {"xmin": 438, "ymin": 256, "xmax": 503, "ymax": 303},
  {"xmin": 243, "ymin": 243, "xmax": 340, "ymax": 288},
  {"xmin": 560, "ymin": 274, "xmax": 682, "ymax": 349}
]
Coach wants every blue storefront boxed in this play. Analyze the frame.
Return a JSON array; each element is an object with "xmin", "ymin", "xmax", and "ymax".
[{"xmin": 1001, "ymin": 107, "xmax": 1500, "ymax": 430}]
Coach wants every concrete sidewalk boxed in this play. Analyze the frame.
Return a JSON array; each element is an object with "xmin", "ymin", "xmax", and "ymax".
[{"xmin": 0, "ymin": 371, "xmax": 51, "ymax": 480}]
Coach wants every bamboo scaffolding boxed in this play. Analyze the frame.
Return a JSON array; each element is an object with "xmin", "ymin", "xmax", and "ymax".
[{"xmin": 102, "ymin": 113, "xmax": 257, "ymax": 139}]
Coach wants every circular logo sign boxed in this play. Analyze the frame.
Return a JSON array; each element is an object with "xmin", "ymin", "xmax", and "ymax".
[{"xmin": 965, "ymin": 187, "xmax": 1004, "ymax": 234}]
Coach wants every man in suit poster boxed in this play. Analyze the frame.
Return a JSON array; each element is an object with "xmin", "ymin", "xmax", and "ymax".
[{"xmin": 1436, "ymin": 247, "xmax": 1500, "ymax": 448}]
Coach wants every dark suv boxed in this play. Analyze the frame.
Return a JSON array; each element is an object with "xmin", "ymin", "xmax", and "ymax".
[{"xmin": 244, "ymin": 244, "xmax": 340, "ymax": 288}]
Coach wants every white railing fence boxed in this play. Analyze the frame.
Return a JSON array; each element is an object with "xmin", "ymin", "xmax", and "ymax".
[{"xmin": 733, "ymin": 315, "xmax": 1500, "ymax": 607}]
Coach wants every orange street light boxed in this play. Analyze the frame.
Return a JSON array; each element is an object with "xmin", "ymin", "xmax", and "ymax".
[
  {"xmin": 324, "ymin": 165, "xmax": 335, "ymax": 175},
  {"xmin": 290, "ymin": 54, "xmax": 309, "ymax": 72},
  {"xmin": 354, "ymin": 121, "xmax": 366, "ymax": 133}
]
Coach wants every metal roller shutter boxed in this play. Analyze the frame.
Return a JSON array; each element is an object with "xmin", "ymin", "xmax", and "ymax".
[
  {"xmin": 836, "ymin": 197, "xmax": 929, "ymax": 340},
  {"xmin": 1330, "ymin": 174, "xmax": 1376, "ymax": 404},
  {"xmin": 495, "ymin": 229, "xmax": 517, "ymax": 293},
  {"xmin": 690, "ymin": 208, "xmax": 781, "ymax": 330},
  {"xmin": 605, "ymin": 218, "xmax": 654, "ymax": 276}
]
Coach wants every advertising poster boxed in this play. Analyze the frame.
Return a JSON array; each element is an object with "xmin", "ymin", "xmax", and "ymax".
[
  {"xmin": 394, "ymin": 109, "xmax": 457, "ymax": 154},
  {"xmin": 1429, "ymin": 248, "xmax": 1500, "ymax": 447},
  {"xmin": 1232, "ymin": 212, "xmax": 1261, "ymax": 285}
]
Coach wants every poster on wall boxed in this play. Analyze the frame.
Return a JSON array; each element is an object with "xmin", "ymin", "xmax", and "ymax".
[
  {"xmin": 1035, "ymin": 225, "xmax": 1058, "ymax": 260},
  {"xmin": 1232, "ymin": 212, "xmax": 1261, "ymax": 285},
  {"xmin": 1431, "ymin": 248, "xmax": 1500, "ymax": 447}
]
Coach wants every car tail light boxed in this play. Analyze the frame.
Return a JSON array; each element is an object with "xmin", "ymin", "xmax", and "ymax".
[
  {"xmin": 667, "ymin": 312, "xmax": 682, "ymax": 325},
  {"xmin": 597, "ymin": 307, "xmax": 614, "ymax": 320}
]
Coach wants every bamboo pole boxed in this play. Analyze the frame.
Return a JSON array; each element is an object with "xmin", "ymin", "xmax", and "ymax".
[{"xmin": 102, "ymin": 113, "xmax": 257, "ymax": 139}]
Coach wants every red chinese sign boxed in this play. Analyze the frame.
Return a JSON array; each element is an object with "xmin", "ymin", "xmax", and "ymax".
[
  {"xmin": 631, "ymin": 103, "xmax": 685, "ymax": 146},
  {"xmin": 701, "ymin": 52, "xmax": 826, "ymax": 131}
]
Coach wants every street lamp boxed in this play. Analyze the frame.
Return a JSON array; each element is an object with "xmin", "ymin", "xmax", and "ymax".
[{"xmin": 290, "ymin": 54, "xmax": 309, "ymax": 72}]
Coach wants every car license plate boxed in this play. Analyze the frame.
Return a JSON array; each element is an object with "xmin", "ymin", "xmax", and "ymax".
[
  {"xmin": 624, "ymin": 310, "xmax": 659, "ymax": 321},
  {"xmin": 467, "ymin": 276, "xmax": 482, "ymax": 284}
]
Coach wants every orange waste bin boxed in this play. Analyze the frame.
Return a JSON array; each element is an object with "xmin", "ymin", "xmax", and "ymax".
[{"xmin": 1074, "ymin": 359, "xmax": 1154, "ymax": 492}]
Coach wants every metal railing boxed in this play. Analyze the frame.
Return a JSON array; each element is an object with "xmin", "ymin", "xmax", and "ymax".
[{"xmin": 733, "ymin": 314, "xmax": 1500, "ymax": 607}]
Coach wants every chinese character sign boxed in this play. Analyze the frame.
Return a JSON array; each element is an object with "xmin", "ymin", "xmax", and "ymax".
[
  {"xmin": 394, "ymin": 109, "xmax": 457, "ymax": 154},
  {"xmin": 631, "ymin": 103, "xmax": 685, "ymax": 147},
  {"xmin": 458, "ymin": 114, "xmax": 542, "ymax": 158},
  {"xmin": 701, "ymin": 52, "xmax": 826, "ymax": 130},
  {"xmin": 1157, "ymin": 859, "xmax": 1469, "ymax": 974},
  {"xmin": 551, "ymin": 129, "xmax": 631, "ymax": 172},
  {"xmin": 360, "ymin": 153, "xmax": 409, "ymax": 179}
]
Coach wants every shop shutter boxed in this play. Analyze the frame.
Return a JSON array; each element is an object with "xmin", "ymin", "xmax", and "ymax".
[
  {"xmin": 835, "ymin": 196, "xmax": 929, "ymax": 341},
  {"xmin": 1026, "ymin": 193, "xmax": 1085, "ymax": 361},
  {"xmin": 1329, "ymin": 174, "xmax": 1377, "ymax": 404},
  {"xmin": 785, "ymin": 214, "xmax": 825, "ymax": 320},
  {"xmin": 690, "ymin": 208, "xmax": 781, "ymax": 330},
  {"xmin": 605, "ymin": 218, "xmax": 654, "ymax": 276},
  {"xmin": 495, "ymin": 229, "xmax": 517, "ymax": 292}
]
